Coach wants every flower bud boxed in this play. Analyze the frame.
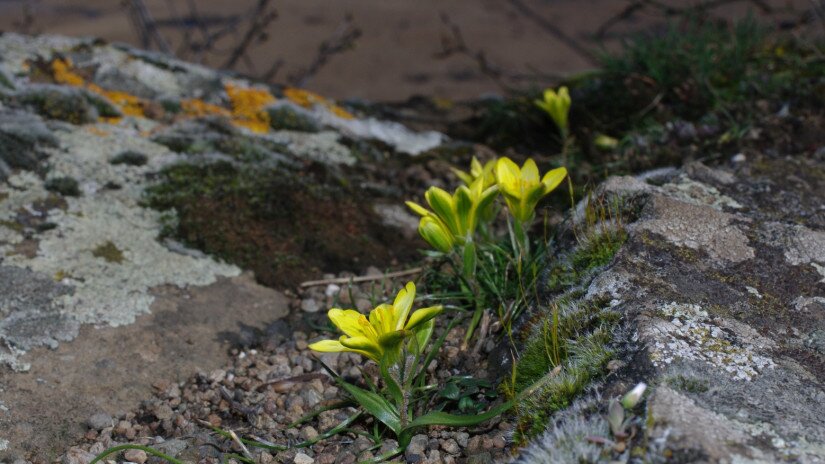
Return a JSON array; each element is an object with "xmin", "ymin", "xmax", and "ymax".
[{"xmin": 621, "ymin": 382, "xmax": 647, "ymax": 409}]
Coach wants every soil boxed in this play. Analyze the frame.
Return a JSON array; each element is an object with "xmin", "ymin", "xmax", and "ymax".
[{"xmin": 0, "ymin": 274, "xmax": 289, "ymax": 462}]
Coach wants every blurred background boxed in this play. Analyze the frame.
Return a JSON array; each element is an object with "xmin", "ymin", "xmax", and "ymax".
[{"xmin": 0, "ymin": 0, "xmax": 819, "ymax": 101}]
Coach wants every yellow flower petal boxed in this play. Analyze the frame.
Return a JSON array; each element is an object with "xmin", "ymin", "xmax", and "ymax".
[
  {"xmin": 328, "ymin": 308, "xmax": 369, "ymax": 338},
  {"xmin": 392, "ymin": 282, "xmax": 416, "ymax": 330},
  {"xmin": 369, "ymin": 303, "xmax": 396, "ymax": 336},
  {"xmin": 406, "ymin": 201, "xmax": 431, "ymax": 217},
  {"xmin": 308, "ymin": 339, "xmax": 346, "ymax": 352},
  {"xmin": 426, "ymin": 187, "xmax": 458, "ymax": 234},
  {"xmin": 419, "ymin": 216, "xmax": 455, "ymax": 252},
  {"xmin": 495, "ymin": 157, "xmax": 521, "ymax": 194},
  {"xmin": 541, "ymin": 167, "xmax": 567, "ymax": 194},
  {"xmin": 522, "ymin": 159, "xmax": 540, "ymax": 183},
  {"xmin": 404, "ymin": 305, "xmax": 443, "ymax": 331},
  {"xmin": 340, "ymin": 335, "xmax": 381, "ymax": 355}
]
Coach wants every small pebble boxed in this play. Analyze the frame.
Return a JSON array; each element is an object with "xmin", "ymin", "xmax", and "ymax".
[
  {"xmin": 293, "ymin": 453, "xmax": 314, "ymax": 464},
  {"xmin": 123, "ymin": 449, "xmax": 147, "ymax": 464}
]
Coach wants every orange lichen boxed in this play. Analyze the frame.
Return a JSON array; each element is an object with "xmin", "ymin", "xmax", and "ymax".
[
  {"xmin": 51, "ymin": 58, "xmax": 85, "ymax": 87},
  {"xmin": 283, "ymin": 87, "xmax": 354, "ymax": 120},
  {"xmin": 45, "ymin": 58, "xmax": 353, "ymax": 132},
  {"xmin": 180, "ymin": 98, "xmax": 232, "ymax": 118},
  {"xmin": 225, "ymin": 83, "xmax": 276, "ymax": 133},
  {"xmin": 96, "ymin": 88, "xmax": 145, "ymax": 117},
  {"xmin": 85, "ymin": 126, "xmax": 110, "ymax": 137},
  {"xmin": 51, "ymin": 58, "xmax": 147, "ymax": 121}
]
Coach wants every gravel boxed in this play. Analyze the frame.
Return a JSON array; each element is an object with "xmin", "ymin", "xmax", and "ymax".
[{"xmin": 63, "ymin": 272, "xmax": 513, "ymax": 463}]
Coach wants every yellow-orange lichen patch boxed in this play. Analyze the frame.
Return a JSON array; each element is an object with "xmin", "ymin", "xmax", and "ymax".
[
  {"xmin": 85, "ymin": 126, "xmax": 111, "ymax": 137},
  {"xmin": 180, "ymin": 98, "xmax": 232, "ymax": 119},
  {"xmin": 283, "ymin": 87, "xmax": 354, "ymax": 120},
  {"xmin": 51, "ymin": 58, "xmax": 85, "ymax": 87},
  {"xmin": 225, "ymin": 83, "xmax": 276, "ymax": 133},
  {"xmin": 50, "ymin": 58, "xmax": 147, "ymax": 121}
]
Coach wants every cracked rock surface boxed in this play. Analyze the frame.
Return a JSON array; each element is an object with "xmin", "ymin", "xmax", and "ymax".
[{"xmin": 524, "ymin": 154, "xmax": 825, "ymax": 463}]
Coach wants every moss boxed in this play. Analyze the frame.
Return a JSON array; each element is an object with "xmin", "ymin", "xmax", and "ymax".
[
  {"xmin": 143, "ymin": 161, "xmax": 418, "ymax": 289},
  {"xmin": 44, "ymin": 177, "xmax": 81, "ymax": 197},
  {"xmin": 20, "ymin": 88, "xmax": 97, "ymax": 124},
  {"xmin": 0, "ymin": 219, "xmax": 24, "ymax": 233},
  {"xmin": 267, "ymin": 106, "xmax": 320, "ymax": 132},
  {"xmin": 110, "ymin": 150, "xmax": 148, "ymax": 166},
  {"xmin": 91, "ymin": 241, "xmax": 125, "ymax": 264},
  {"xmin": 507, "ymin": 296, "xmax": 620, "ymax": 442},
  {"xmin": 547, "ymin": 228, "xmax": 627, "ymax": 293},
  {"xmin": 151, "ymin": 122, "xmax": 288, "ymax": 163},
  {"xmin": 512, "ymin": 327, "xmax": 615, "ymax": 441},
  {"xmin": 666, "ymin": 374, "xmax": 710, "ymax": 394}
]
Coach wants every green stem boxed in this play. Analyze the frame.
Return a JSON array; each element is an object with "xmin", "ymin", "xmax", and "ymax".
[{"xmin": 90, "ymin": 445, "xmax": 184, "ymax": 464}]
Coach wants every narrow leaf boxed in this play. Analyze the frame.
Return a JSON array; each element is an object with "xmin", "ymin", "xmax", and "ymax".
[{"xmin": 338, "ymin": 380, "xmax": 401, "ymax": 434}]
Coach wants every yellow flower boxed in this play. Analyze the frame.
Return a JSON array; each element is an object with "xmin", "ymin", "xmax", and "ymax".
[
  {"xmin": 406, "ymin": 178, "xmax": 498, "ymax": 251},
  {"xmin": 417, "ymin": 215, "xmax": 455, "ymax": 253},
  {"xmin": 594, "ymin": 133, "xmax": 619, "ymax": 151},
  {"xmin": 494, "ymin": 157, "xmax": 567, "ymax": 223},
  {"xmin": 309, "ymin": 282, "xmax": 443, "ymax": 362},
  {"xmin": 451, "ymin": 157, "xmax": 496, "ymax": 189},
  {"xmin": 535, "ymin": 86, "xmax": 571, "ymax": 133}
]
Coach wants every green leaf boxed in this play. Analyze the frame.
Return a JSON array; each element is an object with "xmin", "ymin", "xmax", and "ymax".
[
  {"xmin": 379, "ymin": 355, "xmax": 404, "ymax": 407},
  {"xmin": 338, "ymin": 380, "xmax": 401, "ymax": 434},
  {"xmin": 399, "ymin": 399, "xmax": 514, "ymax": 447},
  {"xmin": 462, "ymin": 241, "xmax": 477, "ymax": 278},
  {"xmin": 440, "ymin": 382, "xmax": 460, "ymax": 400},
  {"xmin": 408, "ymin": 319, "xmax": 434, "ymax": 356}
]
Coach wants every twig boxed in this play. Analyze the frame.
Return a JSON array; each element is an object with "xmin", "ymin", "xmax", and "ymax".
[
  {"xmin": 289, "ymin": 15, "xmax": 362, "ymax": 87},
  {"xmin": 221, "ymin": 0, "xmax": 278, "ymax": 70},
  {"xmin": 506, "ymin": 0, "xmax": 599, "ymax": 65},
  {"xmin": 435, "ymin": 13, "xmax": 515, "ymax": 92},
  {"xmin": 299, "ymin": 267, "xmax": 423, "ymax": 288},
  {"xmin": 123, "ymin": 0, "xmax": 172, "ymax": 54}
]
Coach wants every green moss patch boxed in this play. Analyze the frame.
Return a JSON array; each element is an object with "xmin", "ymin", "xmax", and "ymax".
[
  {"xmin": 144, "ymin": 161, "xmax": 417, "ymax": 289},
  {"xmin": 44, "ymin": 177, "xmax": 81, "ymax": 197},
  {"xmin": 547, "ymin": 227, "xmax": 627, "ymax": 293},
  {"xmin": 507, "ymin": 297, "xmax": 619, "ymax": 441},
  {"xmin": 91, "ymin": 241, "xmax": 125, "ymax": 264}
]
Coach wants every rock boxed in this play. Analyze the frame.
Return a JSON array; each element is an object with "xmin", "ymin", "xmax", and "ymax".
[
  {"xmin": 86, "ymin": 412, "xmax": 113, "ymax": 430},
  {"xmin": 300, "ymin": 425, "xmax": 318, "ymax": 441},
  {"xmin": 454, "ymin": 432, "xmax": 469, "ymax": 448},
  {"xmin": 152, "ymin": 439, "xmax": 188, "ymax": 458},
  {"xmin": 466, "ymin": 451, "xmax": 493, "ymax": 464},
  {"xmin": 293, "ymin": 453, "xmax": 314, "ymax": 464},
  {"xmin": 404, "ymin": 434, "xmax": 429, "ymax": 462},
  {"xmin": 61, "ymin": 447, "xmax": 95, "ymax": 464},
  {"xmin": 441, "ymin": 438, "xmax": 460, "ymax": 455},
  {"xmin": 300, "ymin": 298, "xmax": 320, "ymax": 313},
  {"xmin": 123, "ymin": 449, "xmax": 148, "ymax": 464},
  {"xmin": 520, "ymin": 157, "xmax": 825, "ymax": 462}
]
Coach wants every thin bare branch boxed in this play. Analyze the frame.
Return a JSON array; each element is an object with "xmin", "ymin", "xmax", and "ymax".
[{"xmin": 506, "ymin": 0, "xmax": 599, "ymax": 65}]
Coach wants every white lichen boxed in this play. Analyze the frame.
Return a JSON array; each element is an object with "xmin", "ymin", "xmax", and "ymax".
[{"xmin": 646, "ymin": 302, "xmax": 775, "ymax": 381}]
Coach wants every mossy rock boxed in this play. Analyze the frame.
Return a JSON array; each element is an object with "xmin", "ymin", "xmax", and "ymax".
[
  {"xmin": 267, "ymin": 105, "xmax": 320, "ymax": 132},
  {"xmin": 151, "ymin": 118, "xmax": 290, "ymax": 163},
  {"xmin": 0, "ymin": 110, "xmax": 58, "ymax": 178},
  {"xmin": 18, "ymin": 85, "xmax": 120, "ymax": 124},
  {"xmin": 110, "ymin": 150, "xmax": 148, "ymax": 166},
  {"xmin": 45, "ymin": 177, "xmax": 81, "ymax": 197},
  {"xmin": 144, "ymin": 161, "xmax": 417, "ymax": 288}
]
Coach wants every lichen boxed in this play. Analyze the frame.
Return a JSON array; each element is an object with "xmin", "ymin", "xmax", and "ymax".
[
  {"xmin": 225, "ymin": 82, "xmax": 276, "ymax": 133},
  {"xmin": 635, "ymin": 195, "xmax": 754, "ymax": 264},
  {"xmin": 645, "ymin": 302, "xmax": 775, "ymax": 381}
]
